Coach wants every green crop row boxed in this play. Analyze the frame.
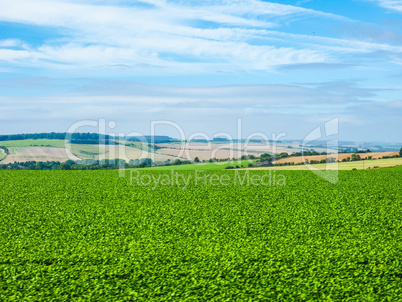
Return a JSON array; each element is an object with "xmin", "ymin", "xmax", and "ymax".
[{"xmin": 0, "ymin": 167, "xmax": 402, "ymax": 300}]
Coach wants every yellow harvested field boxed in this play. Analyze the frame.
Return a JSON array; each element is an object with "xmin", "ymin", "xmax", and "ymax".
[
  {"xmin": 155, "ymin": 142, "xmax": 339, "ymax": 160},
  {"xmin": 2, "ymin": 147, "xmax": 80, "ymax": 164},
  {"xmin": 70, "ymin": 144, "xmax": 177, "ymax": 162},
  {"xmin": 274, "ymin": 152, "xmax": 398, "ymax": 164},
  {"xmin": 156, "ymin": 148, "xmax": 248, "ymax": 161},
  {"xmin": 156, "ymin": 143, "xmax": 272, "ymax": 161},
  {"xmin": 1, "ymin": 144, "xmax": 177, "ymax": 164},
  {"xmin": 156, "ymin": 142, "xmax": 337, "ymax": 153},
  {"xmin": 157, "ymin": 142, "xmax": 295, "ymax": 152},
  {"xmin": 245, "ymin": 157, "xmax": 402, "ymax": 171}
]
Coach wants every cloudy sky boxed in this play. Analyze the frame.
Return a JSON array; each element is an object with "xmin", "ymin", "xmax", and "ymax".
[{"xmin": 0, "ymin": 0, "xmax": 401, "ymax": 141}]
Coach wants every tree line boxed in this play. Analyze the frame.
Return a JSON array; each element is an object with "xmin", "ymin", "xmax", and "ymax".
[
  {"xmin": 0, "ymin": 132, "xmax": 113, "ymax": 144},
  {"xmin": 0, "ymin": 159, "xmax": 155, "ymax": 170}
]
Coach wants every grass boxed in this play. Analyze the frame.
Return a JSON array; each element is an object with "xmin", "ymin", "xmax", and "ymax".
[
  {"xmin": 0, "ymin": 139, "xmax": 65, "ymax": 148},
  {"xmin": 0, "ymin": 167, "xmax": 401, "ymax": 300},
  {"xmin": 141, "ymin": 159, "xmax": 253, "ymax": 171}
]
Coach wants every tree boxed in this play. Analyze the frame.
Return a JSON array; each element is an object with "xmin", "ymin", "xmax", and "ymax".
[
  {"xmin": 351, "ymin": 153, "xmax": 361, "ymax": 161},
  {"xmin": 400, "ymin": 148, "xmax": 402, "ymax": 157},
  {"xmin": 194, "ymin": 157, "xmax": 200, "ymax": 163},
  {"xmin": 58, "ymin": 163, "xmax": 71, "ymax": 170},
  {"xmin": 259, "ymin": 153, "xmax": 273, "ymax": 166},
  {"xmin": 172, "ymin": 159, "xmax": 182, "ymax": 165},
  {"xmin": 140, "ymin": 158, "xmax": 152, "ymax": 166},
  {"xmin": 260, "ymin": 153, "xmax": 272, "ymax": 161},
  {"xmin": 65, "ymin": 160, "xmax": 76, "ymax": 166}
]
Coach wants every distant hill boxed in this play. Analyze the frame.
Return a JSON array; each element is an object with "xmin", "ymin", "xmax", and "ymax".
[
  {"xmin": 126, "ymin": 135, "xmax": 179, "ymax": 144},
  {"xmin": 0, "ymin": 132, "xmax": 112, "ymax": 144}
]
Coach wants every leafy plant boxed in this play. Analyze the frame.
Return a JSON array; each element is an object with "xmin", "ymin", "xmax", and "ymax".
[{"xmin": 0, "ymin": 167, "xmax": 401, "ymax": 300}]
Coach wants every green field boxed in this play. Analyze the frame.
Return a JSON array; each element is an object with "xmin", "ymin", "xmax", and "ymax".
[
  {"xmin": 141, "ymin": 159, "xmax": 253, "ymax": 171},
  {"xmin": 252, "ymin": 157, "xmax": 402, "ymax": 171},
  {"xmin": 1, "ymin": 167, "xmax": 402, "ymax": 300},
  {"xmin": 0, "ymin": 139, "xmax": 65, "ymax": 148}
]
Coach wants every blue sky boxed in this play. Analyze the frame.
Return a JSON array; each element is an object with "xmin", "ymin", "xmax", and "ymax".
[{"xmin": 0, "ymin": 0, "xmax": 401, "ymax": 142}]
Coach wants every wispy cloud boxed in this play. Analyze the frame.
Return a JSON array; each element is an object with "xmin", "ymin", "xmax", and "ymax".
[
  {"xmin": 0, "ymin": 0, "xmax": 398, "ymax": 74},
  {"xmin": 1, "ymin": 79, "xmax": 399, "ymax": 138},
  {"xmin": 366, "ymin": 0, "xmax": 402, "ymax": 12},
  {"xmin": 0, "ymin": 39, "xmax": 25, "ymax": 48},
  {"xmin": 0, "ymin": 0, "xmax": 401, "ymax": 141},
  {"xmin": 0, "ymin": 76, "xmax": 400, "ymax": 141}
]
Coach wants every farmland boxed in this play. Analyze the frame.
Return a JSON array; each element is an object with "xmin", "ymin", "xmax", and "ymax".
[
  {"xmin": 154, "ymin": 142, "xmax": 337, "ymax": 161},
  {"xmin": 0, "ymin": 139, "xmax": 66, "ymax": 148},
  {"xmin": 70, "ymin": 144, "xmax": 176, "ymax": 162},
  {"xmin": 274, "ymin": 151, "xmax": 399, "ymax": 165},
  {"xmin": 1, "ymin": 146, "xmax": 81, "ymax": 164},
  {"xmin": 141, "ymin": 159, "xmax": 253, "ymax": 171},
  {"xmin": 1, "ymin": 167, "xmax": 402, "ymax": 300},
  {"xmin": 0, "ymin": 138, "xmax": 399, "ymax": 168},
  {"xmin": 0, "ymin": 140, "xmax": 177, "ymax": 163},
  {"xmin": 137, "ymin": 157, "xmax": 402, "ymax": 171},
  {"xmin": 248, "ymin": 157, "xmax": 402, "ymax": 171},
  {"xmin": 0, "ymin": 149, "xmax": 6, "ymax": 161}
]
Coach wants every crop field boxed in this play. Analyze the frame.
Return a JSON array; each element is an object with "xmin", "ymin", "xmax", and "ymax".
[
  {"xmin": 155, "ymin": 142, "xmax": 338, "ymax": 161},
  {"xmin": 0, "ymin": 139, "xmax": 66, "ymax": 148},
  {"xmin": 155, "ymin": 147, "xmax": 254, "ymax": 161},
  {"xmin": 0, "ymin": 141, "xmax": 177, "ymax": 163},
  {"xmin": 70, "ymin": 144, "xmax": 177, "ymax": 162},
  {"xmin": 141, "ymin": 159, "xmax": 253, "ymax": 171},
  {"xmin": 250, "ymin": 157, "xmax": 402, "ymax": 171},
  {"xmin": 275, "ymin": 151, "xmax": 399, "ymax": 165},
  {"xmin": 1, "ymin": 146, "xmax": 81, "ymax": 164},
  {"xmin": 140, "ymin": 157, "xmax": 402, "ymax": 172},
  {"xmin": 1, "ymin": 167, "xmax": 402, "ymax": 300},
  {"xmin": 156, "ymin": 143, "xmax": 296, "ymax": 161}
]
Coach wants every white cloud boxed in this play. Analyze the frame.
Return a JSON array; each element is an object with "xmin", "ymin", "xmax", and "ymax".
[
  {"xmin": 0, "ymin": 0, "xmax": 376, "ymax": 73},
  {"xmin": 0, "ymin": 39, "xmax": 24, "ymax": 48},
  {"xmin": 0, "ymin": 49, "xmax": 33, "ymax": 60},
  {"xmin": 368, "ymin": 0, "xmax": 402, "ymax": 12},
  {"xmin": 0, "ymin": 0, "xmax": 400, "ymax": 78},
  {"xmin": 0, "ymin": 80, "xmax": 387, "ymax": 116},
  {"xmin": 0, "ymin": 79, "xmax": 400, "ymax": 141}
]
